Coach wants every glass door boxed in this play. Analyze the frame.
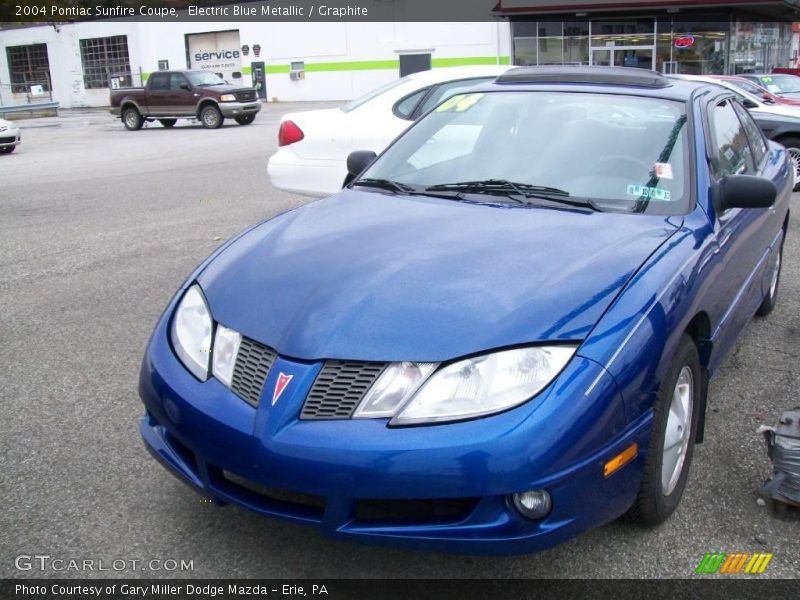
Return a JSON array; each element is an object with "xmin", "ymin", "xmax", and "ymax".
[{"xmin": 590, "ymin": 49, "xmax": 612, "ymax": 66}]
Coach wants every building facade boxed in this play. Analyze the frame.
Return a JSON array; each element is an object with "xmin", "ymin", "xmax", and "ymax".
[
  {"xmin": 0, "ymin": 18, "xmax": 510, "ymax": 109},
  {"xmin": 496, "ymin": 0, "xmax": 800, "ymax": 74}
]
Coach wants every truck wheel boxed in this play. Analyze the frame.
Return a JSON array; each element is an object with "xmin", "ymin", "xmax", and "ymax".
[
  {"xmin": 626, "ymin": 334, "xmax": 700, "ymax": 526},
  {"xmin": 200, "ymin": 105, "xmax": 223, "ymax": 129},
  {"xmin": 159, "ymin": 119, "xmax": 177, "ymax": 128},
  {"xmin": 778, "ymin": 135, "xmax": 800, "ymax": 191},
  {"xmin": 123, "ymin": 107, "xmax": 143, "ymax": 131},
  {"xmin": 235, "ymin": 114, "xmax": 256, "ymax": 125}
]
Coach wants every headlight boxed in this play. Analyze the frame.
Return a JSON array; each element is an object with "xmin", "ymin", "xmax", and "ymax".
[
  {"xmin": 219, "ymin": 94, "xmax": 236, "ymax": 102},
  {"xmin": 390, "ymin": 346, "xmax": 576, "ymax": 425},
  {"xmin": 212, "ymin": 324, "xmax": 242, "ymax": 388},
  {"xmin": 170, "ymin": 285, "xmax": 213, "ymax": 381},
  {"xmin": 354, "ymin": 362, "xmax": 437, "ymax": 418}
]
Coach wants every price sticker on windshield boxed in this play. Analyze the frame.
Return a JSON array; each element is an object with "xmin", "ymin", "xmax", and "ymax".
[{"xmin": 436, "ymin": 93, "xmax": 484, "ymax": 113}]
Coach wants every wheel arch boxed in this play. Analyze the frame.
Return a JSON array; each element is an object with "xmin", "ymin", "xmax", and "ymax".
[
  {"xmin": 196, "ymin": 98, "xmax": 219, "ymax": 117},
  {"xmin": 684, "ymin": 312, "xmax": 712, "ymax": 443}
]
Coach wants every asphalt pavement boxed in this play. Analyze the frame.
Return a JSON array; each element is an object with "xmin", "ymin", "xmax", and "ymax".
[{"xmin": 0, "ymin": 104, "xmax": 798, "ymax": 579}]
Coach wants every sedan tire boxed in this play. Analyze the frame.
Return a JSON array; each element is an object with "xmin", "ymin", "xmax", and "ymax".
[
  {"xmin": 0, "ymin": 146, "xmax": 15, "ymax": 154},
  {"xmin": 756, "ymin": 233, "xmax": 784, "ymax": 316},
  {"xmin": 626, "ymin": 333, "xmax": 700, "ymax": 526},
  {"xmin": 159, "ymin": 119, "xmax": 177, "ymax": 128}
]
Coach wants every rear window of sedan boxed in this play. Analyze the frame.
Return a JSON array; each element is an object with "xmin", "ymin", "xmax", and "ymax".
[{"xmin": 364, "ymin": 91, "xmax": 691, "ymax": 215}]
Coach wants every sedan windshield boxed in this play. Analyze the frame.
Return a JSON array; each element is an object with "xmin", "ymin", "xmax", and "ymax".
[
  {"xmin": 755, "ymin": 74, "xmax": 800, "ymax": 97},
  {"xmin": 186, "ymin": 72, "xmax": 226, "ymax": 87},
  {"xmin": 359, "ymin": 91, "xmax": 691, "ymax": 215}
]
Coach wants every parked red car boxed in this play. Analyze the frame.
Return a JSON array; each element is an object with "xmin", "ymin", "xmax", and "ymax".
[{"xmin": 706, "ymin": 75, "xmax": 800, "ymax": 107}]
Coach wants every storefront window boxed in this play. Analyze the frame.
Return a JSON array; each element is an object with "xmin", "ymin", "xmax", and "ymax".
[{"xmin": 514, "ymin": 37, "xmax": 537, "ymax": 66}]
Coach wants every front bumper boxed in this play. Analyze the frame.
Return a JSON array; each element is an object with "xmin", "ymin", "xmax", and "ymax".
[
  {"xmin": 139, "ymin": 301, "xmax": 651, "ymax": 555},
  {"xmin": 0, "ymin": 130, "xmax": 20, "ymax": 147},
  {"xmin": 219, "ymin": 101, "xmax": 261, "ymax": 118}
]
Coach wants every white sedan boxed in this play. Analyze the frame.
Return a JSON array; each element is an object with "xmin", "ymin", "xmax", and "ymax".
[
  {"xmin": 0, "ymin": 118, "xmax": 21, "ymax": 154},
  {"xmin": 267, "ymin": 65, "xmax": 510, "ymax": 197}
]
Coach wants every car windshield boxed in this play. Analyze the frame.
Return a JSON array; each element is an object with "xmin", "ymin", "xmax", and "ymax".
[
  {"xmin": 756, "ymin": 75, "xmax": 800, "ymax": 96},
  {"xmin": 186, "ymin": 72, "xmax": 226, "ymax": 87},
  {"xmin": 341, "ymin": 76, "xmax": 411, "ymax": 112},
  {"xmin": 359, "ymin": 91, "xmax": 691, "ymax": 215}
]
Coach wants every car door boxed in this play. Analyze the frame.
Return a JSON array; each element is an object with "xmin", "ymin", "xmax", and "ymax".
[
  {"xmin": 146, "ymin": 72, "xmax": 170, "ymax": 116},
  {"xmin": 706, "ymin": 96, "xmax": 775, "ymax": 371},
  {"xmin": 167, "ymin": 73, "xmax": 194, "ymax": 115}
]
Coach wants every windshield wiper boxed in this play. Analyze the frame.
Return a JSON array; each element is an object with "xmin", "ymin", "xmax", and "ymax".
[
  {"xmin": 352, "ymin": 178, "xmax": 417, "ymax": 194},
  {"xmin": 425, "ymin": 180, "xmax": 600, "ymax": 210}
]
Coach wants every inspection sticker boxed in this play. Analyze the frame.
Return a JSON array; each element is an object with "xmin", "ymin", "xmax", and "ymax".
[
  {"xmin": 654, "ymin": 162, "xmax": 673, "ymax": 179},
  {"xmin": 627, "ymin": 184, "xmax": 671, "ymax": 201}
]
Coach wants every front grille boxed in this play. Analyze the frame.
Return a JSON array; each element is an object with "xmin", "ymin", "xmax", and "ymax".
[
  {"xmin": 235, "ymin": 90, "xmax": 257, "ymax": 102},
  {"xmin": 220, "ymin": 469, "xmax": 326, "ymax": 515},
  {"xmin": 230, "ymin": 337, "xmax": 277, "ymax": 406},
  {"xmin": 300, "ymin": 360, "xmax": 387, "ymax": 420},
  {"xmin": 354, "ymin": 498, "xmax": 479, "ymax": 524}
]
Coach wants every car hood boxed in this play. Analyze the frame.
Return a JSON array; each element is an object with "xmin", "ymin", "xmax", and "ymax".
[
  {"xmin": 198, "ymin": 190, "xmax": 681, "ymax": 362},
  {"xmin": 202, "ymin": 84, "xmax": 256, "ymax": 94}
]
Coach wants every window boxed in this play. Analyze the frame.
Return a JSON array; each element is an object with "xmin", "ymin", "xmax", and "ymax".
[
  {"xmin": 341, "ymin": 76, "xmax": 411, "ymax": 113},
  {"xmin": 393, "ymin": 88, "xmax": 429, "ymax": 120},
  {"xmin": 79, "ymin": 35, "xmax": 131, "ymax": 89},
  {"xmin": 710, "ymin": 99, "xmax": 753, "ymax": 177},
  {"xmin": 417, "ymin": 78, "xmax": 495, "ymax": 115},
  {"xmin": 6, "ymin": 44, "xmax": 51, "ymax": 93},
  {"xmin": 733, "ymin": 102, "xmax": 767, "ymax": 167},
  {"xmin": 148, "ymin": 73, "xmax": 169, "ymax": 91},
  {"xmin": 169, "ymin": 73, "xmax": 188, "ymax": 90}
]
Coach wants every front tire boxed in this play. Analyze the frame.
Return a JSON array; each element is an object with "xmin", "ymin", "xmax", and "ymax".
[
  {"xmin": 122, "ymin": 107, "xmax": 143, "ymax": 131},
  {"xmin": 159, "ymin": 119, "xmax": 177, "ymax": 128},
  {"xmin": 0, "ymin": 145, "xmax": 15, "ymax": 154},
  {"xmin": 778, "ymin": 135, "xmax": 800, "ymax": 191},
  {"xmin": 235, "ymin": 114, "xmax": 256, "ymax": 125},
  {"xmin": 200, "ymin": 105, "xmax": 224, "ymax": 129},
  {"xmin": 627, "ymin": 334, "xmax": 700, "ymax": 526}
]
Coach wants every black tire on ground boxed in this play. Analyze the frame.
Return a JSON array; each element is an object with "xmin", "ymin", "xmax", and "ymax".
[
  {"xmin": 756, "ymin": 233, "xmax": 784, "ymax": 317},
  {"xmin": 0, "ymin": 145, "xmax": 15, "ymax": 154},
  {"xmin": 777, "ymin": 135, "xmax": 800, "ymax": 191},
  {"xmin": 159, "ymin": 119, "xmax": 177, "ymax": 128},
  {"xmin": 122, "ymin": 107, "xmax": 143, "ymax": 131},
  {"xmin": 626, "ymin": 333, "xmax": 701, "ymax": 526},
  {"xmin": 200, "ymin": 105, "xmax": 224, "ymax": 129},
  {"xmin": 235, "ymin": 114, "xmax": 256, "ymax": 125}
]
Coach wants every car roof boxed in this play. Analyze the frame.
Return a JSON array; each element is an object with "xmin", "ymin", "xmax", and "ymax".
[
  {"xmin": 406, "ymin": 64, "xmax": 511, "ymax": 84},
  {"xmin": 472, "ymin": 66, "xmax": 709, "ymax": 102}
]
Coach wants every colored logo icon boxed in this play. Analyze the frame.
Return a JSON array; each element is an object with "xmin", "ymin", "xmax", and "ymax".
[{"xmin": 696, "ymin": 552, "xmax": 773, "ymax": 574}]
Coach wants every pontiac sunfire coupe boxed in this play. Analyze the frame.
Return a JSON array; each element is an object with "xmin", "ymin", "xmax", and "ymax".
[{"xmin": 139, "ymin": 67, "xmax": 791, "ymax": 555}]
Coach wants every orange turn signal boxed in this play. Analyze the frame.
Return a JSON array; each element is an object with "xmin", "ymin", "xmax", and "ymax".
[{"xmin": 604, "ymin": 443, "xmax": 638, "ymax": 478}]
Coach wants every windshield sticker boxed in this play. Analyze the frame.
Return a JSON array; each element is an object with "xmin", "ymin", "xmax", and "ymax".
[
  {"xmin": 436, "ymin": 93, "xmax": 484, "ymax": 113},
  {"xmin": 627, "ymin": 184, "xmax": 671, "ymax": 201},
  {"xmin": 766, "ymin": 84, "xmax": 781, "ymax": 93},
  {"xmin": 654, "ymin": 162, "xmax": 673, "ymax": 179}
]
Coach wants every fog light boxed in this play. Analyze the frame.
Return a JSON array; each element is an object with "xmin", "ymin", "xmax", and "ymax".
[{"xmin": 512, "ymin": 490, "xmax": 552, "ymax": 519}]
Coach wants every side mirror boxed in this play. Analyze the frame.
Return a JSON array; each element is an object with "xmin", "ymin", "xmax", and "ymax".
[
  {"xmin": 720, "ymin": 175, "xmax": 776, "ymax": 210},
  {"xmin": 741, "ymin": 98, "xmax": 759, "ymax": 109},
  {"xmin": 346, "ymin": 150, "xmax": 377, "ymax": 178},
  {"xmin": 179, "ymin": 82, "xmax": 190, "ymax": 90}
]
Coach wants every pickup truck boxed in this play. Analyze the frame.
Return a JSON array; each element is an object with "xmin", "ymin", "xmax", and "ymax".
[{"xmin": 110, "ymin": 70, "xmax": 261, "ymax": 130}]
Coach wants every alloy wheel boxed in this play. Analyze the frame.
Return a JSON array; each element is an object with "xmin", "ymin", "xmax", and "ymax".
[{"xmin": 662, "ymin": 366, "xmax": 693, "ymax": 495}]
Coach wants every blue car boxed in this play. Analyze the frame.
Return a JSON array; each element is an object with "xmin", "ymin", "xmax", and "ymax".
[{"xmin": 139, "ymin": 67, "xmax": 791, "ymax": 555}]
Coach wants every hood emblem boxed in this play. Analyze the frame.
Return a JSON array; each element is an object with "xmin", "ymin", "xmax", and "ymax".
[{"xmin": 272, "ymin": 372, "xmax": 293, "ymax": 406}]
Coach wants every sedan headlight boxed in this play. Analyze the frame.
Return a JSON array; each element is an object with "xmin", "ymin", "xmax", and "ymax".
[
  {"xmin": 170, "ymin": 285, "xmax": 213, "ymax": 381},
  {"xmin": 219, "ymin": 94, "xmax": 236, "ymax": 102},
  {"xmin": 388, "ymin": 346, "xmax": 576, "ymax": 425}
]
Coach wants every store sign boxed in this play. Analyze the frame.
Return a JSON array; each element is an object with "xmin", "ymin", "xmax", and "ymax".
[
  {"xmin": 188, "ymin": 31, "xmax": 242, "ymax": 78},
  {"xmin": 674, "ymin": 36, "xmax": 695, "ymax": 49}
]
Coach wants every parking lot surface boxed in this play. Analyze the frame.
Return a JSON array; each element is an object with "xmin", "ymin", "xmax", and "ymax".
[{"xmin": 1, "ymin": 104, "xmax": 798, "ymax": 579}]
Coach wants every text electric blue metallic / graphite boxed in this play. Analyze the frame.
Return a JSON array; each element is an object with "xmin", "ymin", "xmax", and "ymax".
[{"xmin": 139, "ymin": 67, "xmax": 791, "ymax": 555}]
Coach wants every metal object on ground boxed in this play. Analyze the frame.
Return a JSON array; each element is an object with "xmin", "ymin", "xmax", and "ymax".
[{"xmin": 760, "ymin": 408, "xmax": 800, "ymax": 517}]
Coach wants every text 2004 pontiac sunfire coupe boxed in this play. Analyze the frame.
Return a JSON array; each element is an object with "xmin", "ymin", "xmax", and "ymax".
[{"xmin": 139, "ymin": 67, "xmax": 791, "ymax": 555}]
